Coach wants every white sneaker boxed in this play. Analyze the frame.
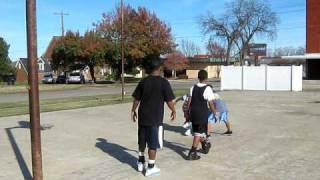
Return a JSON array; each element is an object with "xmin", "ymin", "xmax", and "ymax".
[
  {"xmin": 145, "ymin": 166, "xmax": 161, "ymax": 177},
  {"xmin": 184, "ymin": 129, "xmax": 192, "ymax": 136},
  {"xmin": 182, "ymin": 122, "xmax": 191, "ymax": 129},
  {"xmin": 137, "ymin": 161, "xmax": 147, "ymax": 172}
]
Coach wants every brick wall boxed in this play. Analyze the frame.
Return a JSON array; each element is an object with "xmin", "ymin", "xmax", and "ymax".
[{"xmin": 307, "ymin": 0, "xmax": 320, "ymax": 53}]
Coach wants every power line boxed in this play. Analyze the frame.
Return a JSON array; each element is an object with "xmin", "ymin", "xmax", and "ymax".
[
  {"xmin": 54, "ymin": 11, "xmax": 69, "ymax": 36},
  {"xmin": 272, "ymin": 3, "xmax": 306, "ymax": 10},
  {"xmin": 168, "ymin": 11, "xmax": 305, "ymax": 26},
  {"xmin": 277, "ymin": 9, "xmax": 305, "ymax": 14},
  {"xmin": 165, "ymin": 5, "xmax": 306, "ymax": 26}
]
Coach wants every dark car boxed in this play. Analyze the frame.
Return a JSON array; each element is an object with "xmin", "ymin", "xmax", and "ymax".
[
  {"xmin": 56, "ymin": 75, "xmax": 67, "ymax": 84},
  {"xmin": 5, "ymin": 75, "xmax": 16, "ymax": 85}
]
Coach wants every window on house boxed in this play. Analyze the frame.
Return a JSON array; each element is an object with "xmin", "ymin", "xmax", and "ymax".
[{"xmin": 39, "ymin": 63, "xmax": 44, "ymax": 71}]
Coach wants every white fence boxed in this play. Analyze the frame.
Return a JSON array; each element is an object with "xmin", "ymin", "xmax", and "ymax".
[{"xmin": 221, "ymin": 65, "xmax": 303, "ymax": 91}]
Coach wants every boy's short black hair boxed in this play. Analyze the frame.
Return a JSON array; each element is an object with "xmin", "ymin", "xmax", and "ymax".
[
  {"xmin": 143, "ymin": 55, "xmax": 163, "ymax": 74},
  {"xmin": 198, "ymin": 70, "xmax": 208, "ymax": 81}
]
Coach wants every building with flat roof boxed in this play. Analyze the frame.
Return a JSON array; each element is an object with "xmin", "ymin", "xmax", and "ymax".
[
  {"xmin": 283, "ymin": 0, "xmax": 320, "ymax": 79},
  {"xmin": 306, "ymin": 0, "xmax": 320, "ymax": 79}
]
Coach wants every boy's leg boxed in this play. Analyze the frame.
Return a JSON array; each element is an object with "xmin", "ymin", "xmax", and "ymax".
[
  {"xmin": 137, "ymin": 126, "xmax": 147, "ymax": 172},
  {"xmin": 207, "ymin": 112, "xmax": 215, "ymax": 135},
  {"xmin": 200, "ymin": 124, "xmax": 211, "ymax": 154},
  {"xmin": 145, "ymin": 148, "xmax": 160, "ymax": 177},
  {"xmin": 146, "ymin": 126, "xmax": 160, "ymax": 163},
  {"xmin": 183, "ymin": 114, "xmax": 190, "ymax": 129},
  {"xmin": 187, "ymin": 124, "xmax": 202, "ymax": 160},
  {"xmin": 224, "ymin": 122, "xmax": 232, "ymax": 134},
  {"xmin": 138, "ymin": 146, "xmax": 146, "ymax": 164},
  {"xmin": 192, "ymin": 136, "xmax": 201, "ymax": 148},
  {"xmin": 225, "ymin": 122, "xmax": 231, "ymax": 131},
  {"xmin": 145, "ymin": 126, "xmax": 161, "ymax": 177},
  {"xmin": 148, "ymin": 148, "xmax": 157, "ymax": 168},
  {"xmin": 186, "ymin": 136, "xmax": 201, "ymax": 160},
  {"xmin": 207, "ymin": 123, "xmax": 212, "ymax": 135},
  {"xmin": 222, "ymin": 112, "xmax": 232, "ymax": 134}
]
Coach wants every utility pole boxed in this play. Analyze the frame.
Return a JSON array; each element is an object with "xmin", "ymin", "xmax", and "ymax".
[
  {"xmin": 26, "ymin": 0, "xmax": 43, "ymax": 180},
  {"xmin": 54, "ymin": 10, "xmax": 69, "ymax": 36},
  {"xmin": 121, "ymin": 0, "xmax": 125, "ymax": 101}
]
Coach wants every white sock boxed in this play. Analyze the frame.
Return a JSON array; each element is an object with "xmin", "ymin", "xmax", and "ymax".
[
  {"xmin": 138, "ymin": 152, "xmax": 144, "ymax": 156},
  {"xmin": 148, "ymin": 160, "xmax": 155, "ymax": 164},
  {"xmin": 148, "ymin": 159, "xmax": 156, "ymax": 168}
]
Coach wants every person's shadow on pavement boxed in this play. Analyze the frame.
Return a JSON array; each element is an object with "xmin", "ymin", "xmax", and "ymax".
[
  {"xmin": 95, "ymin": 138, "xmax": 138, "ymax": 170},
  {"xmin": 163, "ymin": 140, "xmax": 189, "ymax": 160},
  {"xmin": 5, "ymin": 121, "xmax": 54, "ymax": 180},
  {"xmin": 163, "ymin": 123, "xmax": 185, "ymax": 135}
]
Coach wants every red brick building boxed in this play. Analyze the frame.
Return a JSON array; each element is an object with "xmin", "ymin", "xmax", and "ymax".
[
  {"xmin": 306, "ymin": 0, "xmax": 320, "ymax": 79},
  {"xmin": 15, "ymin": 58, "xmax": 52, "ymax": 82}
]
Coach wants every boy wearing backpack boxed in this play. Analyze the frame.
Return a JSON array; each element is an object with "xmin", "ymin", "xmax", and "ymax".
[{"xmin": 187, "ymin": 70, "xmax": 216, "ymax": 160}]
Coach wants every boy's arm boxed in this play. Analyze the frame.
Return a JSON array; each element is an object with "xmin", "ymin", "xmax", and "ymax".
[
  {"xmin": 208, "ymin": 100, "xmax": 216, "ymax": 113},
  {"xmin": 131, "ymin": 80, "xmax": 143, "ymax": 122},
  {"xmin": 203, "ymin": 86, "xmax": 216, "ymax": 112},
  {"xmin": 163, "ymin": 80, "xmax": 176, "ymax": 121},
  {"xmin": 166, "ymin": 101, "xmax": 176, "ymax": 121},
  {"xmin": 131, "ymin": 99, "xmax": 140, "ymax": 122},
  {"xmin": 174, "ymin": 96, "xmax": 184, "ymax": 105}
]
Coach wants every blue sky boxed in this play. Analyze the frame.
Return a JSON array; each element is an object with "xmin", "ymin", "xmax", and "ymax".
[{"xmin": 0, "ymin": 0, "xmax": 306, "ymax": 60}]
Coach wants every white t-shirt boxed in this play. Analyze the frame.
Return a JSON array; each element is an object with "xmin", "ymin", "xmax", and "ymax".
[{"xmin": 189, "ymin": 83, "xmax": 217, "ymax": 101}]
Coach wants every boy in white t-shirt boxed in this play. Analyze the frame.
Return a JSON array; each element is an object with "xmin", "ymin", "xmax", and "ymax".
[{"xmin": 187, "ymin": 70, "xmax": 216, "ymax": 160}]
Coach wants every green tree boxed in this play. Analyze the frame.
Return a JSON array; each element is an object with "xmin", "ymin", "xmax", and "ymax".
[
  {"xmin": 51, "ymin": 31, "xmax": 107, "ymax": 82},
  {"xmin": 51, "ymin": 31, "xmax": 82, "ymax": 72},
  {"xmin": 0, "ymin": 37, "xmax": 15, "ymax": 81},
  {"xmin": 95, "ymin": 4, "xmax": 175, "ymax": 78}
]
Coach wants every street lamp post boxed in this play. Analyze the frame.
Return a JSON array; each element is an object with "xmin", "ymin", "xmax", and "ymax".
[
  {"xmin": 26, "ymin": 0, "xmax": 43, "ymax": 180},
  {"xmin": 121, "ymin": 0, "xmax": 125, "ymax": 100}
]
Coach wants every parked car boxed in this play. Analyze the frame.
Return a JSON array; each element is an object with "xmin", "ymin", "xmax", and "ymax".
[
  {"xmin": 67, "ymin": 72, "xmax": 85, "ymax": 84},
  {"xmin": 56, "ymin": 75, "xmax": 67, "ymax": 84},
  {"xmin": 4, "ymin": 75, "xmax": 16, "ymax": 85},
  {"xmin": 42, "ymin": 74, "xmax": 55, "ymax": 84}
]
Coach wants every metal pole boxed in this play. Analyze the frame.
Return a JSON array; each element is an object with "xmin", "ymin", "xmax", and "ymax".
[
  {"xmin": 121, "ymin": 0, "xmax": 125, "ymax": 100},
  {"xmin": 26, "ymin": 0, "xmax": 43, "ymax": 180},
  {"xmin": 54, "ymin": 11, "xmax": 69, "ymax": 37},
  {"xmin": 61, "ymin": 10, "xmax": 64, "ymax": 37}
]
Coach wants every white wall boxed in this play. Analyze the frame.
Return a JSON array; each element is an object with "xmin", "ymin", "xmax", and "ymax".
[
  {"xmin": 243, "ymin": 66, "xmax": 266, "ymax": 90},
  {"xmin": 221, "ymin": 66, "xmax": 242, "ymax": 90},
  {"xmin": 266, "ymin": 66, "xmax": 292, "ymax": 91},
  {"xmin": 221, "ymin": 65, "xmax": 303, "ymax": 91},
  {"xmin": 292, "ymin": 65, "xmax": 303, "ymax": 91}
]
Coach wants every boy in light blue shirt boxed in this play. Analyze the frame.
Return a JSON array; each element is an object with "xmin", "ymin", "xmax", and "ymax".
[{"xmin": 208, "ymin": 92, "xmax": 232, "ymax": 135}]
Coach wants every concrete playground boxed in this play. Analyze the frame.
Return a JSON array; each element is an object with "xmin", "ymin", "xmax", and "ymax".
[{"xmin": 0, "ymin": 90, "xmax": 320, "ymax": 180}]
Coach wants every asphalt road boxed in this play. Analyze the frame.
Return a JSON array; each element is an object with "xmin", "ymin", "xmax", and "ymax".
[{"xmin": 0, "ymin": 80, "xmax": 221, "ymax": 103}]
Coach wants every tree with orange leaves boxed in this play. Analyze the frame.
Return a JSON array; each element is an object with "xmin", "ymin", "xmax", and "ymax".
[
  {"xmin": 95, "ymin": 4, "xmax": 175, "ymax": 77},
  {"xmin": 164, "ymin": 51, "xmax": 189, "ymax": 78},
  {"xmin": 80, "ymin": 30, "xmax": 106, "ymax": 82}
]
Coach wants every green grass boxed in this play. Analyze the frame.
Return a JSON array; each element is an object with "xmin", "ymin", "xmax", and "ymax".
[
  {"xmin": 0, "ymin": 81, "xmax": 141, "ymax": 94},
  {"xmin": 0, "ymin": 89, "xmax": 188, "ymax": 117},
  {"xmin": 0, "ymin": 84, "xmax": 87, "ymax": 94}
]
